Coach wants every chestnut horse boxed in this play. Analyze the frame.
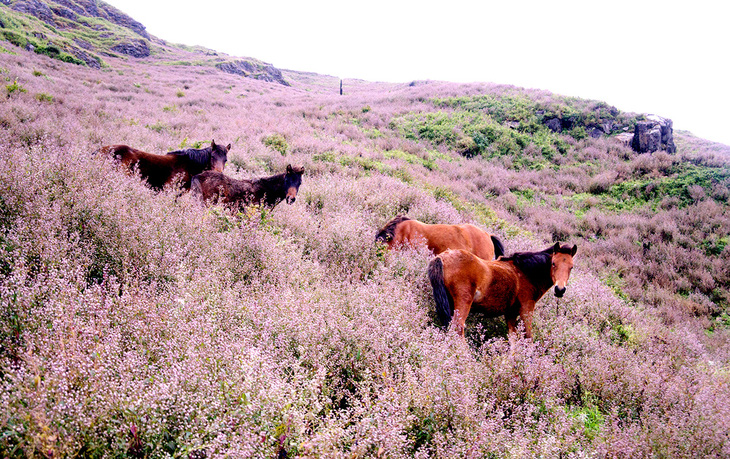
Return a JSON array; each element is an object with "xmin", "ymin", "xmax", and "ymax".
[
  {"xmin": 428, "ymin": 243, "xmax": 577, "ymax": 340},
  {"xmin": 191, "ymin": 164, "xmax": 304, "ymax": 209},
  {"xmin": 100, "ymin": 140, "xmax": 230, "ymax": 190},
  {"xmin": 375, "ymin": 216, "xmax": 504, "ymax": 260}
]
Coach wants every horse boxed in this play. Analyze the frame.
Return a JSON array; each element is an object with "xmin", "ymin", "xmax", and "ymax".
[
  {"xmin": 100, "ymin": 140, "xmax": 230, "ymax": 190},
  {"xmin": 375, "ymin": 215, "xmax": 504, "ymax": 260},
  {"xmin": 191, "ymin": 164, "xmax": 305, "ymax": 210},
  {"xmin": 428, "ymin": 242, "xmax": 577, "ymax": 341}
]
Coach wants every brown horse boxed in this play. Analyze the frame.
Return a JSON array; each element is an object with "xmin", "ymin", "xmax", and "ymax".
[
  {"xmin": 191, "ymin": 164, "xmax": 305, "ymax": 209},
  {"xmin": 100, "ymin": 140, "xmax": 230, "ymax": 190},
  {"xmin": 375, "ymin": 215, "xmax": 504, "ymax": 260},
  {"xmin": 428, "ymin": 243, "xmax": 577, "ymax": 340}
]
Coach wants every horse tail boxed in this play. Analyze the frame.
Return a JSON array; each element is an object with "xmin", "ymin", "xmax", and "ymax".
[
  {"xmin": 96, "ymin": 145, "xmax": 119, "ymax": 159},
  {"xmin": 491, "ymin": 235, "xmax": 505, "ymax": 259},
  {"xmin": 190, "ymin": 174, "xmax": 203, "ymax": 200},
  {"xmin": 97, "ymin": 145, "xmax": 132, "ymax": 163},
  {"xmin": 375, "ymin": 215, "xmax": 411, "ymax": 243},
  {"xmin": 428, "ymin": 257, "xmax": 453, "ymax": 329}
]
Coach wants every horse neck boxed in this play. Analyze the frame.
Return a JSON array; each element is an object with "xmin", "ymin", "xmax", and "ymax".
[
  {"xmin": 512, "ymin": 255, "xmax": 554, "ymax": 299},
  {"xmin": 176, "ymin": 148, "xmax": 212, "ymax": 172},
  {"xmin": 254, "ymin": 173, "xmax": 287, "ymax": 202}
]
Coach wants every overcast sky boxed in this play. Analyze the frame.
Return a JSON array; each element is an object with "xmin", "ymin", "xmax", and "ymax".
[{"xmin": 107, "ymin": 0, "xmax": 729, "ymax": 146}]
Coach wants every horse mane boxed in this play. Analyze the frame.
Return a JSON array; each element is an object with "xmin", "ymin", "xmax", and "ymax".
[
  {"xmin": 375, "ymin": 215, "xmax": 411, "ymax": 243},
  {"xmin": 500, "ymin": 244, "xmax": 575, "ymax": 283},
  {"xmin": 255, "ymin": 170, "xmax": 287, "ymax": 186},
  {"xmin": 167, "ymin": 146, "xmax": 212, "ymax": 167}
]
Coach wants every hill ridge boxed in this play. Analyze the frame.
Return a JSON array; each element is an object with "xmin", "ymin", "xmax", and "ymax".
[{"xmin": 0, "ymin": 0, "xmax": 290, "ymax": 84}]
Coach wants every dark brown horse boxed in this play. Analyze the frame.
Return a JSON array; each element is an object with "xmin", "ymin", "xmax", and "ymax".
[
  {"xmin": 191, "ymin": 164, "xmax": 305, "ymax": 209},
  {"xmin": 375, "ymin": 216, "xmax": 504, "ymax": 260},
  {"xmin": 100, "ymin": 140, "xmax": 230, "ymax": 190},
  {"xmin": 428, "ymin": 243, "xmax": 577, "ymax": 340}
]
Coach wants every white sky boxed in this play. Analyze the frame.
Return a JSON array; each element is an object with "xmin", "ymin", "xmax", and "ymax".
[{"xmin": 107, "ymin": 0, "xmax": 730, "ymax": 146}]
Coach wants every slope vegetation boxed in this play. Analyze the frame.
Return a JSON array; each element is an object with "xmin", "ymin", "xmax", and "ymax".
[{"xmin": 1, "ymin": 33, "xmax": 729, "ymax": 458}]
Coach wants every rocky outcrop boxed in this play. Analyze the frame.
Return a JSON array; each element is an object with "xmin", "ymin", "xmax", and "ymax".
[
  {"xmin": 111, "ymin": 39, "xmax": 150, "ymax": 58},
  {"xmin": 97, "ymin": 2, "xmax": 149, "ymax": 39},
  {"xmin": 631, "ymin": 115, "xmax": 676, "ymax": 154},
  {"xmin": 9, "ymin": 0, "xmax": 149, "ymax": 39},
  {"xmin": 216, "ymin": 60, "xmax": 290, "ymax": 86},
  {"xmin": 10, "ymin": 0, "xmax": 55, "ymax": 23}
]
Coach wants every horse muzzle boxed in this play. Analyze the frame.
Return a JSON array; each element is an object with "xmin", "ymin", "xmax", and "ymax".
[
  {"xmin": 286, "ymin": 196, "xmax": 296, "ymax": 204},
  {"xmin": 554, "ymin": 286, "xmax": 566, "ymax": 298}
]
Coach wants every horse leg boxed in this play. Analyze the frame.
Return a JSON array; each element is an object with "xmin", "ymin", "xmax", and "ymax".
[
  {"xmin": 517, "ymin": 301, "xmax": 536, "ymax": 339},
  {"xmin": 505, "ymin": 311, "xmax": 519, "ymax": 345},
  {"xmin": 451, "ymin": 297, "xmax": 472, "ymax": 339}
]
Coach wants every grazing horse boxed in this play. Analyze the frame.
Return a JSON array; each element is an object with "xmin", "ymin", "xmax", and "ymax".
[
  {"xmin": 100, "ymin": 140, "xmax": 230, "ymax": 190},
  {"xmin": 375, "ymin": 216, "xmax": 504, "ymax": 260},
  {"xmin": 191, "ymin": 164, "xmax": 305, "ymax": 209},
  {"xmin": 428, "ymin": 243, "xmax": 577, "ymax": 340}
]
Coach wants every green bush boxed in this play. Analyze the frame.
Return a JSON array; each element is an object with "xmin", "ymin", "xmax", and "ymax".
[
  {"xmin": 262, "ymin": 133, "xmax": 289, "ymax": 155},
  {"xmin": 35, "ymin": 93, "xmax": 53, "ymax": 102},
  {"xmin": 6, "ymin": 79, "xmax": 26, "ymax": 97}
]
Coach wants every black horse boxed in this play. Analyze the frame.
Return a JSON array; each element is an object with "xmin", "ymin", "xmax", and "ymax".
[
  {"xmin": 191, "ymin": 165, "xmax": 305, "ymax": 209},
  {"xmin": 100, "ymin": 140, "xmax": 230, "ymax": 190}
]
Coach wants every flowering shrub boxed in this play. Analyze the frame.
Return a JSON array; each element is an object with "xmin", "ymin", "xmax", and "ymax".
[{"xmin": 0, "ymin": 44, "xmax": 728, "ymax": 458}]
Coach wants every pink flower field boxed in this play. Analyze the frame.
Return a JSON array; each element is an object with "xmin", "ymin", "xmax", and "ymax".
[{"xmin": 1, "ymin": 40, "xmax": 729, "ymax": 458}]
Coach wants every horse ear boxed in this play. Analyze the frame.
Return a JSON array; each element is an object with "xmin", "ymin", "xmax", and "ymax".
[
  {"xmin": 552, "ymin": 242, "xmax": 560, "ymax": 253},
  {"xmin": 286, "ymin": 164, "xmax": 293, "ymax": 173},
  {"xmin": 211, "ymin": 139, "xmax": 217, "ymax": 148},
  {"xmin": 226, "ymin": 144, "xmax": 231, "ymax": 150},
  {"xmin": 570, "ymin": 244, "xmax": 577, "ymax": 256}
]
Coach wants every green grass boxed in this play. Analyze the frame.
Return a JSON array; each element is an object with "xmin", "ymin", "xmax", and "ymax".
[
  {"xmin": 0, "ymin": 7, "xmax": 93, "ymax": 66},
  {"xmin": 568, "ymin": 164, "xmax": 730, "ymax": 214},
  {"xmin": 390, "ymin": 109, "xmax": 566, "ymax": 169},
  {"xmin": 384, "ymin": 149, "xmax": 437, "ymax": 170}
]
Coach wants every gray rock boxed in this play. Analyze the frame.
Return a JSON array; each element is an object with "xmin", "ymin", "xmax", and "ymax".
[
  {"xmin": 111, "ymin": 39, "xmax": 150, "ymax": 58},
  {"xmin": 11, "ymin": 0, "xmax": 55, "ymax": 24},
  {"xmin": 216, "ymin": 60, "xmax": 290, "ymax": 86},
  {"xmin": 51, "ymin": 5, "xmax": 77, "ymax": 21},
  {"xmin": 631, "ymin": 115, "xmax": 676, "ymax": 153},
  {"xmin": 545, "ymin": 117, "xmax": 562, "ymax": 132},
  {"xmin": 615, "ymin": 132, "xmax": 634, "ymax": 146},
  {"xmin": 588, "ymin": 127, "xmax": 604, "ymax": 138}
]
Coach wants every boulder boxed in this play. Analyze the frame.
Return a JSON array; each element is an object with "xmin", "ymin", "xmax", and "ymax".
[
  {"xmin": 615, "ymin": 132, "xmax": 634, "ymax": 147},
  {"xmin": 588, "ymin": 127, "xmax": 604, "ymax": 138},
  {"xmin": 631, "ymin": 115, "xmax": 676, "ymax": 153},
  {"xmin": 545, "ymin": 117, "xmax": 562, "ymax": 132}
]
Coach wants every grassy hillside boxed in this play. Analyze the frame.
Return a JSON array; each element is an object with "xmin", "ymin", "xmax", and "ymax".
[
  {"xmin": 1, "ymin": 34, "xmax": 729, "ymax": 458},
  {"xmin": 0, "ymin": 0, "xmax": 287, "ymax": 84}
]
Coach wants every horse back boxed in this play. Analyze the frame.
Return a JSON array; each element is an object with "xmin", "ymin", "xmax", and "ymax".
[
  {"xmin": 193, "ymin": 171, "xmax": 257, "ymax": 204},
  {"xmin": 457, "ymin": 224, "xmax": 496, "ymax": 260},
  {"xmin": 101, "ymin": 144, "xmax": 142, "ymax": 166},
  {"xmin": 440, "ymin": 250, "xmax": 519, "ymax": 316},
  {"xmin": 400, "ymin": 221, "xmax": 495, "ymax": 259}
]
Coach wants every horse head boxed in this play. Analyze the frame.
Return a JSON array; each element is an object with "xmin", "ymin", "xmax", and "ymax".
[
  {"xmin": 550, "ymin": 243, "xmax": 577, "ymax": 297},
  {"xmin": 284, "ymin": 164, "xmax": 304, "ymax": 204},
  {"xmin": 210, "ymin": 140, "xmax": 231, "ymax": 173}
]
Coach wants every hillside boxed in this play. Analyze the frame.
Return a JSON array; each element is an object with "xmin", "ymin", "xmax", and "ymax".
[
  {"xmin": 1, "ymin": 3, "xmax": 730, "ymax": 458},
  {"xmin": 0, "ymin": 0, "xmax": 289, "ymax": 83}
]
